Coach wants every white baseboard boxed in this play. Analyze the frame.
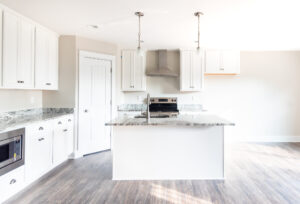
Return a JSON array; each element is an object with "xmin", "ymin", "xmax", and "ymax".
[
  {"xmin": 226, "ymin": 135, "xmax": 300, "ymax": 143},
  {"xmin": 71, "ymin": 151, "xmax": 83, "ymax": 159}
]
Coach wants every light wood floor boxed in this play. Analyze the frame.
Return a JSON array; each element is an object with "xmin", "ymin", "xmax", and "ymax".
[{"xmin": 6, "ymin": 143, "xmax": 300, "ymax": 204}]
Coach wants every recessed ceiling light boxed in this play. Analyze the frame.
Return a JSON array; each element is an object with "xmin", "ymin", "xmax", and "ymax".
[{"xmin": 86, "ymin": 24, "xmax": 99, "ymax": 29}]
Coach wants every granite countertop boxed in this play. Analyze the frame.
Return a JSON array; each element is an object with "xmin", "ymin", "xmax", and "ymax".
[
  {"xmin": 106, "ymin": 114, "xmax": 234, "ymax": 126},
  {"xmin": 0, "ymin": 108, "xmax": 74, "ymax": 133}
]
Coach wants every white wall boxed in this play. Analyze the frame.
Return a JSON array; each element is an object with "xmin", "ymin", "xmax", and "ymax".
[
  {"xmin": 119, "ymin": 51, "xmax": 300, "ymax": 141},
  {"xmin": 0, "ymin": 90, "xmax": 42, "ymax": 112}
]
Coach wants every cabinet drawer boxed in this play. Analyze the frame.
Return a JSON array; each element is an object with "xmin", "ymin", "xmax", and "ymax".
[
  {"xmin": 26, "ymin": 121, "xmax": 53, "ymax": 135},
  {"xmin": 0, "ymin": 166, "xmax": 25, "ymax": 202}
]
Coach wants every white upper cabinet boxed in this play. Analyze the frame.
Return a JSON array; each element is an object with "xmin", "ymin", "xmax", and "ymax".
[
  {"xmin": 204, "ymin": 49, "xmax": 240, "ymax": 74},
  {"xmin": 2, "ymin": 11, "xmax": 35, "ymax": 89},
  {"xmin": 35, "ymin": 27, "xmax": 58, "ymax": 90},
  {"xmin": 180, "ymin": 50, "xmax": 204, "ymax": 92},
  {"xmin": 0, "ymin": 6, "xmax": 59, "ymax": 90},
  {"xmin": 122, "ymin": 50, "xmax": 146, "ymax": 91}
]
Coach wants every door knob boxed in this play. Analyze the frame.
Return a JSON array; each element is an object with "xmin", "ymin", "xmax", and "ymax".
[{"xmin": 84, "ymin": 109, "xmax": 88, "ymax": 113}]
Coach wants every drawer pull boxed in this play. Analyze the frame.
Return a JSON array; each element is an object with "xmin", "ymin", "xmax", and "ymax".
[
  {"xmin": 63, "ymin": 129, "xmax": 68, "ymax": 132},
  {"xmin": 220, "ymin": 68, "xmax": 225, "ymax": 71},
  {"xmin": 68, "ymin": 119, "xmax": 72, "ymax": 122},
  {"xmin": 38, "ymin": 138, "xmax": 45, "ymax": 142},
  {"xmin": 45, "ymin": 83, "xmax": 52, "ymax": 86},
  {"xmin": 58, "ymin": 121, "xmax": 62, "ymax": 125},
  {"xmin": 17, "ymin": 80, "xmax": 24, "ymax": 83},
  {"xmin": 39, "ymin": 127, "xmax": 44, "ymax": 131},
  {"xmin": 10, "ymin": 179, "xmax": 16, "ymax": 185}
]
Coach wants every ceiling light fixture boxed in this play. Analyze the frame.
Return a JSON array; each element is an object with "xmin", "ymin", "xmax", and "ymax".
[
  {"xmin": 135, "ymin": 11, "xmax": 144, "ymax": 56},
  {"xmin": 87, "ymin": 24, "xmax": 99, "ymax": 29},
  {"xmin": 194, "ymin": 11, "xmax": 203, "ymax": 55}
]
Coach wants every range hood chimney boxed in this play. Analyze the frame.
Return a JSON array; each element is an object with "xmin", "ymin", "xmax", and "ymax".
[{"xmin": 146, "ymin": 50, "xmax": 178, "ymax": 77}]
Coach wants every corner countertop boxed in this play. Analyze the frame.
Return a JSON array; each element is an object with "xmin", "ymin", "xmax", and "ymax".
[
  {"xmin": 0, "ymin": 108, "xmax": 74, "ymax": 133},
  {"xmin": 105, "ymin": 114, "xmax": 234, "ymax": 126}
]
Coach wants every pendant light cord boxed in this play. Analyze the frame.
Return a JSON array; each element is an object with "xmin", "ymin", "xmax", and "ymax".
[
  {"xmin": 138, "ymin": 14, "xmax": 141, "ymax": 49},
  {"xmin": 197, "ymin": 14, "xmax": 200, "ymax": 50}
]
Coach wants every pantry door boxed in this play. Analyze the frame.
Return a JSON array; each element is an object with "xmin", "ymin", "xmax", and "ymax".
[{"xmin": 79, "ymin": 51, "xmax": 112, "ymax": 155}]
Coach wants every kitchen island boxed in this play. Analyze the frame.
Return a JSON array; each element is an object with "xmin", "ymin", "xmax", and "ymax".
[{"xmin": 106, "ymin": 114, "xmax": 234, "ymax": 180}]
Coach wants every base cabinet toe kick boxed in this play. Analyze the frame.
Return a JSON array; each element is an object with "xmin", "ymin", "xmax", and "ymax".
[{"xmin": 111, "ymin": 125, "xmax": 227, "ymax": 180}]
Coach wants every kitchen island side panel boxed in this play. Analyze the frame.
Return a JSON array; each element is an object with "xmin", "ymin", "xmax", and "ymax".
[{"xmin": 112, "ymin": 126, "xmax": 224, "ymax": 180}]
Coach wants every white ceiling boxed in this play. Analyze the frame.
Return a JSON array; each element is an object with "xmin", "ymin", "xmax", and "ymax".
[{"xmin": 0, "ymin": 0, "xmax": 300, "ymax": 50}]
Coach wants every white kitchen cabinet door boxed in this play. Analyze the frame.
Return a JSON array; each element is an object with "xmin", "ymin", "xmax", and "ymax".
[
  {"xmin": 180, "ymin": 50, "xmax": 204, "ymax": 92},
  {"xmin": 53, "ymin": 119, "xmax": 68, "ymax": 166},
  {"xmin": 18, "ymin": 19, "xmax": 35, "ymax": 88},
  {"xmin": 66, "ymin": 116, "xmax": 74, "ymax": 156},
  {"xmin": 205, "ymin": 49, "xmax": 240, "ymax": 74},
  {"xmin": 122, "ymin": 50, "xmax": 146, "ymax": 91},
  {"xmin": 2, "ymin": 11, "xmax": 35, "ymax": 89},
  {"xmin": 2, "ymin": 11, "xmax": 19, "ymax": 88},
  {"xmin": 25, "ymin": 122, "xmax": 53, "ymax": 183},
  {"xmin": 0, "ymin": 166, "xmax": 25, "ymax": 203},
  {"xmin": 35, "ymin": 27, "xmax": 58, "ymax": 90}
]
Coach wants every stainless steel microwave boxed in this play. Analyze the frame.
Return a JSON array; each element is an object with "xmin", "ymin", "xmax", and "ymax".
[{"xmin": 0, "ymin": 128, "xmax": 25, "ymax": 176}]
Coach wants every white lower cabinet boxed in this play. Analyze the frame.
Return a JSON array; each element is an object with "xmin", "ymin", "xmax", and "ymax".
[
  {"xmin": 25, "ymin": 121, "xmax": 53, "ymax": 183},
  {"xmin": 0, "ymin": 166, "xmax": 25, "ymax": 203},
  {"xmin": 53, "ymin": 117, "xmax": 68, "ymax": 166},
  {"xmin": 0, "ymin": 114, "xmax": 74, "ymax": 203},
  {"xmin": 66, "ymin": 116, "xmax": 74, "ymax": 156}
]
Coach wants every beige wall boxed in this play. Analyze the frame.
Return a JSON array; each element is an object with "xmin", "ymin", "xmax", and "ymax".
[
  {"xmin": 121, "ymin": 51, "xmax": 300, "ymax": 140},
  {"xmin": 42, "ymin": 36, "xmax": 77, "ymax": 108},
  {"xmin": 42, "ymin": 36, "xmax": 118, "ymax": 108},
  {"xmin": 0, "ymin": 90, "xmax": 42, "ymax": 112}
]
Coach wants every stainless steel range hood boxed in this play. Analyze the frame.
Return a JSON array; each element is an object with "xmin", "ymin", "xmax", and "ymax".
[{"xmin": 146, "ymin": 50, "xmax": 179, "ymax": 77}]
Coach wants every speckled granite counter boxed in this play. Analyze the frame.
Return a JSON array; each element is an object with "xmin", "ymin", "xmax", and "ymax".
[
  {"xmin": 0, "ymin": 108, "xmax": 74, "ymax": 133},
  {"xmin": 106, "ymin": 114, "xmax": 234, "ymax": 126}
]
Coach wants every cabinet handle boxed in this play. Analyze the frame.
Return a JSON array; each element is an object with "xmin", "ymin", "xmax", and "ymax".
[
  {"xmin": 10, "ymin": 179, "xmax": 16, "ymax": 185},
  {"xmin": 58, "ymin": 121, "xmax": 62, "ymax": 125},
  {"xmin": 190, "ymin": 86, "xmax": 195, "ymax": 88},
  {"xmin": 39, "ymin": 127, "xmax": 44, "ymax": 131},
  {"xmin": 68, "ymin": 119, "xmax": 72, "ymax": 122},
  {"xmin": 38, "ymin": 138, "xmax": 45, "ymax": 141},
  {"xmin": 84, "ymin": 109, "xmax": 88, "ymax": 113},
  {"xmin": 130, "ymin": 85, "xmax": 134, "ymax": 88},
  {"xmin": 45, "ymin": 83, "xmax": 52, "ymax": 86},
  {"xmin": 63, "ymin": 129, "xmax": 68, "ymax": 132},
  {"xmin": 17, "ymin": 80, "xmax": 24, "ymax": 84},
  {"xmin": 220, "ymin": 68, "xmax": 225, "ymax": 71}
]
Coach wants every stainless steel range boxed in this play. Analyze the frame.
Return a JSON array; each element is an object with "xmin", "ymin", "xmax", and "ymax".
[
  {"xmin": 149, "ymin": 97, "xmax": 179, "ymax": 118},
  {"xmin": 0, "ymin": 128, "xmax": 25, "ymax": 176}
]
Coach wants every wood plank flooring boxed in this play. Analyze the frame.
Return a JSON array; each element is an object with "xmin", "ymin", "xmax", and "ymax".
[{"xmin": 5, "ymin": 143, "xmax": 300, "ymax": 204}]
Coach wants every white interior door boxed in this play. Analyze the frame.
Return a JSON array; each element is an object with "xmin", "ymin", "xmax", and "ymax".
[{"xmin": 79, "ymin": 53, "xmax": 112, "ymax": 155}]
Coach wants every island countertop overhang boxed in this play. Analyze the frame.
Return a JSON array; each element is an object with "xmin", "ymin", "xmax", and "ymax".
[{"xmin": 105, "ymin": 114, "xmax": 235, "ymax": 126}]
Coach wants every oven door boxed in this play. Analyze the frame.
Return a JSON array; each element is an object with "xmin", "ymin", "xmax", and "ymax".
[{"xmin": 0, "ymin": 136, "xmax": 22, "ymax": 169}]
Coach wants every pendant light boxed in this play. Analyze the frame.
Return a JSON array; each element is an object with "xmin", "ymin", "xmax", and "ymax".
[
  {"xmin": 135, "ymin": 11, "xmax": 144, "ymax": 57},
  {"xmin": 194, "ymin": 11, "xmax": 203, "ymax": 55}
]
